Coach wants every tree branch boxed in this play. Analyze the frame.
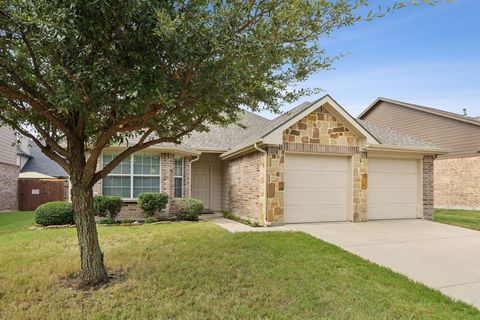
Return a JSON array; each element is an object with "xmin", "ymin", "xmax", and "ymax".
[
  {"xmin": 20, "ymin": 31, "xmax": 55, "ymax": 95},
  {"xmin": 0, "ymin": 115, "xmax": 69, "ymax": 172},
  {"xmin": 0, "ymin": 82, "xmax": 73, "ymax": 137},
  {"xmin": 91, "ymin": 116, "xmax": 207, "ymax": 186}
]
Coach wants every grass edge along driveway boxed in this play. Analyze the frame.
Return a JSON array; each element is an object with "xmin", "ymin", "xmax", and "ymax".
[{"xmin": 434, "ymin": 208, "xmax": 480, "ymax": 231}]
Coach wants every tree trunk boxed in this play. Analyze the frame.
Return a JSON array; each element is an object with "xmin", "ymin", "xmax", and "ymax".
[{"xmin": 70, "ymin": 175, "xmax": 109, "ymax": 287}]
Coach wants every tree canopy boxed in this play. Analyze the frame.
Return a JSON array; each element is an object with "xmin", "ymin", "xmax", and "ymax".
[{"xmin": 0, "ymin": 0, "xmax": 443, "ymax": 287}]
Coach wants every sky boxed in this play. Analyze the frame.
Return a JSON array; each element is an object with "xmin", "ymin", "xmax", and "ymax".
[{"xmin": 256, "ymin": 0, "xmax": 480, "ymax": 119}]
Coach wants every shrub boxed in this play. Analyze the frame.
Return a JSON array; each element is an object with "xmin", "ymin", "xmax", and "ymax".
[
  {"xmin": 121, "ymin": 219, "xmax": 134, "ymax": 224},
  {"xmin": 175, "ymin": 198, "xmax": 204, "ymax": 221},
  {"xmin": 93, "ymin": 195, "xmax": 122, "ymax": 220},
  {"xmin": 137, "ymin": 192, "xmax": 168, "ymax": 217},
  {"xmin": 35, "ymin": 201, "xmax": 74, "ymax": 226},
  {"xmin": 98, "ymin": 218, "xmax": 115, "ymax": 225},
  {"xmin": 144, "ymin": 217, "xmax": 159, "ymax": 224}
]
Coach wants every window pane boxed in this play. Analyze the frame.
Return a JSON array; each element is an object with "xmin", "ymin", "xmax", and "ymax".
[
  {"xmin": 175, "ymin": 158, "xmax": 183, "ymax": 177},
  {"xmin": 133, "ymin": 176, "xmax": 161, "ymax": 197},
  {"xmin": 103, "ymin": 176, "xmax": 131, "ymax": 198},
  {"xmin": 174, "ymin": 177, "xmax": 183, "ymax": 198},
  {"xmin": 134, "ymin": 154, "xmax": 160, "ymax": 175},
  {"xmin": 103, "ymin": 153, "xmax": 131, "ymax": 174}
]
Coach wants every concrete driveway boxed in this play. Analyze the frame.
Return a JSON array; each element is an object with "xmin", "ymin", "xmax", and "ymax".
[{"xmin": 288, "ymin": 219, "xmax": 480, "ymax": 309}]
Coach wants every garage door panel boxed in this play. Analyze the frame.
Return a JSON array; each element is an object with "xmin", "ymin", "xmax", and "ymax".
[
  {"xmin": 287, "ymin": 172, "xmax": 348, "ymax": 189},
  {"xmin": 368, "ymin": 158, "xmax": 419, "ymax": 220},
  {"xmin": 369, "ymin": 173, "xmax": 417, "ymax": 188},
  {"xmin": 286, "ymin": 189, "xmax": 348, "ymax": 205},
  {"xmin": 285, "ymin": 154, "xmax": 349, "ymax": 223},
  {"xmin": 369, "ymin": 190, "xmax": 417, "ymax": 204},
  {"xmin": 368, "ymin": 205, "xmax": 417, "ymax": 220},
  {"xmin": 369, "ymin": 158, "xmax": 417, "ymax": 173}
]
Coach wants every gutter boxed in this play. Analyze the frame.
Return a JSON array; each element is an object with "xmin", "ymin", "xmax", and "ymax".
[
  {"xmin": 188, "ymin": 155, "xmax": 201, "ymax": 198},
  {"xmin": 254, "ymin": 143, "xmax": 272, "ymax": 227},
  {"xmin": 367, "ymin": 144, "xmax": 449, "ymax": 155}
]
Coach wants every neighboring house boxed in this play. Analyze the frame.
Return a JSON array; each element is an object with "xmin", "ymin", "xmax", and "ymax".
[
  {"xmin": 0, "ymin": 126, "xmax": 19, "ymax": 211},
  {"xmin": 90, "ymin": 94, "xmax": 445, "ymax": 224},
  {"xmin": 17, "ymin": 142, "xmax": 69, "ymax": 211},
  {"xmin": 359, "ymin": 98, "xmax": 480, "ymax": 210}
]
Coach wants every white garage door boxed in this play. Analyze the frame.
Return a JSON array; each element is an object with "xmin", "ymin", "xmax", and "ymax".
[
  {"xmin": 285, "ymin": 154, "xmax": 349, "ymax": 223},
  {"xmin": 368, "ymin": 158, "xmax": 419, "ymax": 220}
]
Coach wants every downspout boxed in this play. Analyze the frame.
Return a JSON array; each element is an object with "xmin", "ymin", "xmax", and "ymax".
[
  {"xmin": 254, "ymin": 143, "xmax": 272, "ymax": 226},
  {"xmin": 189, "ymin": 155, "xmax": 200, "ymax": 198}
]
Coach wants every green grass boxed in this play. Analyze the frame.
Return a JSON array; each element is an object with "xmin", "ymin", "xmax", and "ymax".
[
  {"xmin": 434, "ymin": 208, "xmax": 480, "ymax": 231},
  {"xmin": 0, "ymin": 211, "xmax": 479, "ymax": 319}
]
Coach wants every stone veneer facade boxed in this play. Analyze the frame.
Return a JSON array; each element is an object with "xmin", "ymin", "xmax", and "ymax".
[
  {"xmin": 265, "ymin": 105, "xmax": 367, "ymax": 224},
  {"xmin": 434, "ymin": 156, "xmax": 480, "ymax": 210},
  {"xmin": 93, "ymin": 153, "xmax": 192, "ymax": 220},
  {"xmin": 0, "ymin": 162, "xmax": 19, "ymax": 211}
]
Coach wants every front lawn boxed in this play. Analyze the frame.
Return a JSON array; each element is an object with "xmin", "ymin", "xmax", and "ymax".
[
  {"xmin": 434, "ymin": 208, "xmax": 480, "ymax": 231},
  {"xmin": 0, "ymin": 211, "xmax": 478, "ymax": 319}
]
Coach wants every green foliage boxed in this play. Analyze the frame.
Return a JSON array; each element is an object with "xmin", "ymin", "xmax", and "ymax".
[
  {"xmin": 0, "ymin": 0, "xmax": 440, "ymax": 155},
  {"xmin": 144, "ymin": 217, "xmax": 159, "ymax": 224},
  {"xmin": 175, "ymin": 198, "xmax": 204, "ymax": 221},
  {"xmin": 121, "ymin": 219, "xmax": 134, "ymax": 224},
  {"xmin": 137, "ymin": 192, "xmax": 168, "ymax": 217},
  {"xmin": 98, "ymin": 218, "xmax": 115, "ymax": 225},
  {"xmin": 35, "ymin": 202, "xmax": 74, "ymax": 226},
  {"xmin": 93, "ymin": 196, "xmax": 123, "ymax": 220}
]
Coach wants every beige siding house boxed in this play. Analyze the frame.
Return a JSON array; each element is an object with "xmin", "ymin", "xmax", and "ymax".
[
  {"xmin": 359, "ymin": 98, "xmax": 480, "ymax": 210},
  {"xmin": 0, "ymin": 126, "xmax": 19, "ymax": 211}
]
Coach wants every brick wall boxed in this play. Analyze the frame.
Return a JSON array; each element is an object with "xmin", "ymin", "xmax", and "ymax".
[
  {"xmin": 422, "ymin": 155, "xmax": 435, "ymax": 219},
  {"xmin": 0, "ymin": 163, "xmax": 19, "ymax": 211},
  {"xmin": 222, "ymin": 151, "xmax": 262, "ymax": 220},
  {"xmin": 434, "ymin": 156, "xmax": 480, "ymax": 210}
]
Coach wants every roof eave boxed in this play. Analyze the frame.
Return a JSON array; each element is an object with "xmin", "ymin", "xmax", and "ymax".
[
  {"xmin": 367, "ymin": 143, "xmax": 449, "ymax": 155},
  {"xmin": 106, "ymin": 144, "xmax": 201, "ymax": 156},
  {"xmin": 220, "ymin": 139, "xmax": 263, "ymax": 160}
]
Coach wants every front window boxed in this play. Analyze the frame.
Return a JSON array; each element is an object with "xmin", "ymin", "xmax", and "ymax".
[
  {"xmin": 174, "ymin": 157, "xmax": 184, "ymax": 198},
  {"xmin": 102, "ymin": 152, "xmax": 161, "ymax": 199}
]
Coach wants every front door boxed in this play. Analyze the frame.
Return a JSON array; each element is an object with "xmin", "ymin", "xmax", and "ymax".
[{"xmin": 191, "ymin": 164, "xmax": 210, "ymax": 209}]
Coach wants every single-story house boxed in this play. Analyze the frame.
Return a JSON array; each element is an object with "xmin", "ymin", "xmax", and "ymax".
[
  {"xmin": 0, "ymin": 126, "xmax": 19, "ymax": 211},
  {"xmin": 91, "ymin": 95, "xmax": 447, "ymax": 224},
  {"xmin": 359, "ymin": 98, "xmax": 480, "ymax": 211}
]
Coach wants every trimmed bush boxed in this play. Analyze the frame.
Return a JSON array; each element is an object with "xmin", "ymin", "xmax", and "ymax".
[
  {"xmin": 35, "ymin": 201, "xmax": 74, "ymax": 226},
  {"xmin": 93, "ymin": 195, "xmax": 122, "ymax": 220},
  {"xmin": 137, "ymin": 192, "xmax": 168, "ymax": 217},
  {"xmin": 98, "ymin": 218, "xmax": 115, "ymax": 225},
  {"xmin": 175, "ymin": 198, "xmax": 204, "ymax": 221},
  {"xmin": 144, "ymin": 217, "xmax": 159, "ymax": 224}
]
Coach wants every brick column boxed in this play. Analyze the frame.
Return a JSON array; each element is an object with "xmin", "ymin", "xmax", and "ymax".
[
  {"xmin": 161, "ymin": 153, "xmax": 175, "ymax": 213},
  {"xmin": 422, "ymin": 155, "xmax": 435, "ymax": 220}
]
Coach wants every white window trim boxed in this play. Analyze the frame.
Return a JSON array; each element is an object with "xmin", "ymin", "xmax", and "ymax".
[
  {"xmin": 101, "ymin": 152, "xmax": 162, "ymax": 200},
  {"xmin": 174, "ymin": 157, "xmax": 184, "ymax": 198}
]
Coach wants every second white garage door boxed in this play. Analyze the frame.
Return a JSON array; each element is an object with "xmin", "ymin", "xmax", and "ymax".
[
  {"xmin": 368, "ymin": 158, "xmax": 419, "ymax": 220},
  {"xmin": 285, "ymin": 154, "xmax": 350, "ymax": 223}
]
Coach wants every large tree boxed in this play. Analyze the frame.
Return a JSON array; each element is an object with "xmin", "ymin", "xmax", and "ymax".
[{"xmin": 0, "ymin": 0, "xmax": 439, "ymax": 287}]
